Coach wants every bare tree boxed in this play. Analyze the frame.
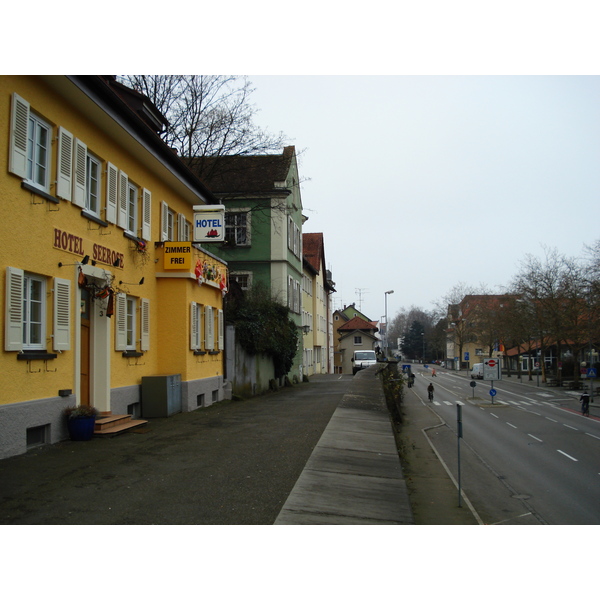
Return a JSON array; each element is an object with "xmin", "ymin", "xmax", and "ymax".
[{"xmin": 118, "ymin": 75, "xmax": 288, "ymax": 178}]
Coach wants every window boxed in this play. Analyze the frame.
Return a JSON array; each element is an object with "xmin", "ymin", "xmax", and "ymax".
[
  {"xmin": 26, "ymin": 113, "xmax": 51, "ymax": 192},
  {"xmin": 225, "ymin": 210, "xmax": 250, "ymax": 246},
  {"xmin": 161, "ymin": 202, "xmax": 175, "ymax": 241},
  {"xmin": 127, "ymin": 183, "xmax": 138, "ymax": 235},
  {"xmin": 23, "ymin": 274, "xmax": 46, "ymax": 349},
  {"xmin": 115, "ymin": 294, "xmax": 149, "ymax": 352},
  {"xmin": 354, "ymin": 336, "xmax": 362, "ymax": 345},
  {"xmin": 5, "ymin": 268, "xmax": 71, "ymax": 352},
  {"xmin": 85, "ymin": 153, "xmax": 101, "ymax": 216},
  {"xmin": 230, "ymin": 272, "xmax": 252, "ymax": 291},
  {"xmin": 190, "ymin": 302, "xmax": 203, "ymax": 350},
  {"xmin": 125, "ymin": 296, "xmax": 136, "ymax": 350},
  {"xmin": 178, "ymin": 214, "xmax": 190, "ymax": 241}
]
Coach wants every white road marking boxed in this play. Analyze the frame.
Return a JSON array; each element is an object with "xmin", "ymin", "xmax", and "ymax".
[
  {"xmin": 507, "ymin": 422, "xmax": 517, "ymax": 429},
  {"xmin": 490, "ymin": 413, "xmax": 499, "ymax": 419},
  {"xmin": 585, "ymin": 432, "xmax": 600, "ymax": 441},
  {"xmin": 557, "ymin": 449, "xmax": 578, "ymax": 462},
  {"xmin": 546, "ymin": 417, "xmax": 558, "ymax": 423},
  {"xmin": 528, "ymin": 434, "xmax": 543, "ymax": 442},
  {"xmin": 563, "ymin": 424, "xmax": 578, "ymax": 431}
]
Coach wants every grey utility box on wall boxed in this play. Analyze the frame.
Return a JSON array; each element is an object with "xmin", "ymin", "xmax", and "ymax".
[{"xmin": 141, "ymin": 374, "xmax": 182, "ymax": 418}]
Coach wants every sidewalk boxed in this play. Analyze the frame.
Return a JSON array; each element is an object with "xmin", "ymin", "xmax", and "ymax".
[
  {"xmin": 275, "ymin": 365, "xmax": 487, "ymax": 525},
  {"xmin": 275, "ymin": 367, "xmax": 414, "ymax": 524}
]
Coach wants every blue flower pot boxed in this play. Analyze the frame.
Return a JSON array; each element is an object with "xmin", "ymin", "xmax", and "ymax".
[{"xmin": 67, "ymin": 417, "xmax": 96, "ymax": 441}]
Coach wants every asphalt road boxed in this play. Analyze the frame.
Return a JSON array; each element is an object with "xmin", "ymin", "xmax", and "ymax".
[
  {"xmin": 412, "ymin": 367, "xmax": 600, "ymax": 525},
  {"xmin": 0, "ymin": 374, "xmax": 353, "ymax": 525}
]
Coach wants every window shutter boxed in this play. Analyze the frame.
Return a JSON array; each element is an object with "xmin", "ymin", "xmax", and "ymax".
[
  {"xmin": 161, "ymin": 201, "xmax": 169, "ymax": 241},
  {"xmin": 218, "ymin": 309, "xmax": 224, "ymax": 350},
  {"xmin": 141, "ymin": 188, "xmax": 152, "ymax": 241},
  {"xmin": 53, "ymin": 277, "xmax": 71, "ymax": 351},
  {"xmin": 140, "ymin": 298, "xmax": 150, "ymax": 351},
  {"xmin": 117, "ymin": 170, "xmax": 128, "ymax": 229},
  {"xmin": 190, "ymin": 302, "xmax": 199, "ymax": 350},
  {"xmin": 72, "ymin": 138, "xmax": 87, "ymax": 207},
  {"xmin": 106, "ymin": 162, "xmax": 118, "ymax": 223},
  {"xmin": 115, "ymin": 293, "xmax": 127, "ymax": 351},
  {"xmin": 56, "ymin": 127, "xmax": 74, "ymax": 201},
  {"xmin": 177, "ymin": 213, "xmax": 186, "ymax": 241},
  {"xmin": 205, "ymin": 306, "xmax": 214, "ymax": 350},
  {"xmin": 8, "ymin": 93, "xmax": 29, "ymax": 178},
  {"xmin": 5, "ymin": 267, "xmax": 24, "ymax": 351}
]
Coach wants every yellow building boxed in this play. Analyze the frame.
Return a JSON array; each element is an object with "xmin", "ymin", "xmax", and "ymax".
[
  {"xmin": 0, "ymin": 76, "xmax": 227, "ymax": 459},
  {"xmin": 302, "ymin": 233, "xmax": 335, "ymax": 375}
]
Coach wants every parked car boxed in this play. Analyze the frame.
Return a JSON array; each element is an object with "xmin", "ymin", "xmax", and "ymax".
[
  {"xmin": 351, "ymin": 350, "xmax": 377, "ymax": 375},
  {"xmin": 471, "ymin": 363, "xmax": 484, "ymax": 379}
]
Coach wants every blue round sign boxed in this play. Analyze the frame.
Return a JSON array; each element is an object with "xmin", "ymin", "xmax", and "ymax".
[{"xmin": 489, "ymin": 389, "xmax": 497, "ymax": 397}]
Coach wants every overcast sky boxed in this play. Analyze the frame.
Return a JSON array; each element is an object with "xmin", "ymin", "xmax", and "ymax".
[{"xmin": 249, "ymin": 75, "xmax": 600, "ymax": 324}]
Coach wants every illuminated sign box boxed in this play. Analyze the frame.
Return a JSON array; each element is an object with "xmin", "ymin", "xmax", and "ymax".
[
  {"xmin": 163, "ymin": 242, "xmax": 192, "ymax": 270},
  {"xmin": 193, "ymin": 205, "xmax": 225, "ymax": 242}
]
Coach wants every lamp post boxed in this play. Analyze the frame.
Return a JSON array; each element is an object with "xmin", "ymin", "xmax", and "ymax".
[
  {"xmin": 421, "ymin": 332, "xmax": 425, "ymax": 363},
  {"xmin": 384, "ymin": 290, "xmax": 394, "ymax": 357}
]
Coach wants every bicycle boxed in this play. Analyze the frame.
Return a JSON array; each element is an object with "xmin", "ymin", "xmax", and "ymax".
[
  {"xmin": 582, "ymin": 401, "xmax": 590, "ymax": 416},
  {"xmin": 428, "ymin": 389, "xmax": 434, "ymax": 402}
]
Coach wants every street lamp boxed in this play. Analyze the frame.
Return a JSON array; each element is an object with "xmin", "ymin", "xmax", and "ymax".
[
  {"xmin": 384, "ymin": 290, "xmax": 394, "ymax": 356},
  {"xmin": 421, "ymin": 332, "xmax": 425, "ymax": 363}
]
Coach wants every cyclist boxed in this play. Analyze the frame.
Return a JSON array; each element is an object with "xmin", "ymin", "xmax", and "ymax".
[
  {"xmin": 427, "ymin": 382, "xmax": 434, "ymax": 402},
  {"xmin": 581, "ymin": 391, "xmax": 590, "ymax": 416}
]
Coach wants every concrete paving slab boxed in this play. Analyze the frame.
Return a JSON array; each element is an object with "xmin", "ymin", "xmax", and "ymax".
[
  {"xmin": 305, "ymin": 447, "xmax": 402, "ymax": 478},
  {"xmin": 316, "ymin": 427, "xmax": 398, "ymax": 454},
  {"xmin": 275, "ymin": 469, "xmax": 413, "ymax": 524}
]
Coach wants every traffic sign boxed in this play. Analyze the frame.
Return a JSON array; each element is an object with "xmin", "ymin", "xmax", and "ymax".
[
  {"xmin": 588, "ymin": 368, "xmax": 597, "ymax": 378},
  {"xmin": 489, "ymin": 388, "xmax": 497, "ymax": 397},
  {"xmin": 469, "ymin": 381, "xmax": 476, "ymax": 388},
  {"xmin": 483, "ymin": 358, "xmax": 502, "ymax": 381}
]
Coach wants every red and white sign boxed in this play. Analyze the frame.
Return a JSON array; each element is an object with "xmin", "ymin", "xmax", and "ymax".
[{"xmin": 483, "ymin": 358, "xmax": 502, "ymax": 381}]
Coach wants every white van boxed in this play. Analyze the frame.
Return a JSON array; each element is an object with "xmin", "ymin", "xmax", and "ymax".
[
  {"xmin": 352, "ymin": 350, "xmax": 377, "ymax": 375},
  {"xmin": 471, "ymin": 363, "xmax": 484, "ymax": 379}
]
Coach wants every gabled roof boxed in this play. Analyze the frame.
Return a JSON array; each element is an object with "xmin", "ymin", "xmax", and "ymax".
[
  {"xmin": 303, "ymin": 232, "xmax": 323, "ymax": 273},
  {"xmin": 189, "ymin": 146, "xmax": 296, "ymax": 194},
  {"xmin": 338, "ymin": 316, "xmax": 378, "ymax": 332}
]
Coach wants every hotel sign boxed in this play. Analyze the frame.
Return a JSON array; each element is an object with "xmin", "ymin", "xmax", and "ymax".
[
  {"xmin": 163, "ymin": 242, "xmax": 192, "ymax": 270},
  {"xmin": 193, "ymin": 205, "xmax": 225, "ymax": 242}
]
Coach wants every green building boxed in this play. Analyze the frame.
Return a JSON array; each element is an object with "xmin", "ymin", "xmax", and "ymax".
[{"xmin": 192, "ymin": 147, "xmax": 305, "ymax": 380}]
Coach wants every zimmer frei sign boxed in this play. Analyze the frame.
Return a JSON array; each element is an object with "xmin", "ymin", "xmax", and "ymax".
[{"xmin": 193, "ymin": 205, "xmax": 225, "ymax": 242}]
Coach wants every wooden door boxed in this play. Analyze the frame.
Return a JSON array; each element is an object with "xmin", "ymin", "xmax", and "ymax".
[{"xmin": 80, "ymin": 290, "xmax": 90, "ymax": 406}]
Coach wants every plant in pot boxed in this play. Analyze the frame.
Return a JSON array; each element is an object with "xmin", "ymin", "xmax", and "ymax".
[{"xmin": 64, "ymin": 405, "xmax": 99, "ymax": 441}]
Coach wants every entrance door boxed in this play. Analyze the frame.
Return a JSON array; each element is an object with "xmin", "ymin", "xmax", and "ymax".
[{"xmin": 80, "ymin": 289, "xmax": 91, "ymax": 406}]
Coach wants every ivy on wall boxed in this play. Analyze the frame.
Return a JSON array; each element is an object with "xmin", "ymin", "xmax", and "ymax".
[{"xmin": 226, "ymin": 283, "xmax": 299, "ymax": 379}]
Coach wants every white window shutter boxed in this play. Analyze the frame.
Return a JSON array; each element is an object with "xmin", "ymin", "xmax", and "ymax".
[
  {"xmin": 190, "ymin": 302, "xmax": 199, "ymax": 350},
  {"xmin": 140, "ymin": 298, "xmax": 150, "ymax": 351},
  {"xmin": 218, "ymin": 309, "xmax": 224, "ymax": 350},
  {"xmin": 177, "ymin": 213, "xmax": 186, "ymax": 241},
  {"xmin": 53, "ymin": 277, "xmax": 71, "ymax": 351},
  {"xmin": 161, "ymin": 201, "xmax": 169, "ymax": 241},
  {"xmin": 106, "ymin": 162, "xmax": 118, "ymax": 223},
  {"xmin": 56, "ymin": 127, "xmax": 74, "ymax": 201},
  {"xmin": 9, "ymin": 93, "xmax": 29, "ymax": 178},
  {"xmin": 72, "ymin": 138, "xmax": 87, "ymax": 207},
  {"xmin": 205, "ymin": 306, "xmax": 214, "ymax": 350},
  {"xmin": 5, "ymin": 267, "xmax": 24, "ymax": 351},
  {"xmin": 117, "ymin": 170, "xmax": 128, "ymax": 229},
  {"xmin": 115, "ymin": 293, "xmax": 127, "ymax": 351},
  {"xmin": 141, "ymin": 188, "xmax": 152, "ymax": 241}
]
